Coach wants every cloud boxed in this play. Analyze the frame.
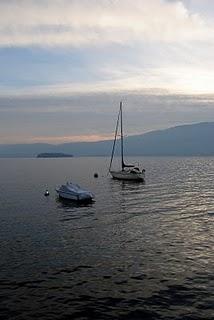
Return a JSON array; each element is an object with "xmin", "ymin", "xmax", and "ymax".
[
  {"xmin": 1, "ymin": 90, "xmax": 214, "ymax": 143},
  {"xmin": 0, "ymin": 0, "xmax": 211, "ymax": 47}
]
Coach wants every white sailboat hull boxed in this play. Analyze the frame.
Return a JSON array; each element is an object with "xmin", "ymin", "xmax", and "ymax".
[{"xmin": 110, "ymin": 170, "xmax": 145, "ymax": 181}]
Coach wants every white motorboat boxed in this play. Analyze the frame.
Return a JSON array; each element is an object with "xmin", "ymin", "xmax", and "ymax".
[
  {"xmin": 56, "ymin": 182, "xmax": 94, "ymax": 202},
  {"xmin": 109, "ymin": 101, "xmax": 145, "ymax": 182}
]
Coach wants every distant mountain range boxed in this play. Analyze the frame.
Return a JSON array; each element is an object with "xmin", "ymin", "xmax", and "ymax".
[{"xmin": 1, "ymin": 122, "xmax": 214, "ymax": 157}]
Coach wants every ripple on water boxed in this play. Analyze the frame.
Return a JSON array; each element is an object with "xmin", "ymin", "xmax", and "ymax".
[{"xmin": 0, "ymin": 157, "xmax": 214, "ymax": 319}]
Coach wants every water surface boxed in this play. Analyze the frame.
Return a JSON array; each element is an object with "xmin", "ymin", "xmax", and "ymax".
[{"xmin": 0, "ymin": 157, "xmax": 214, "ymax": 319}]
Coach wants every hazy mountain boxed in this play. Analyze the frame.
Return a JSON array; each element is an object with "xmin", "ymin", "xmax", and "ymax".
[{"xmin": 0, "ymin": 122, "xmax": 214, "ymax": 157}]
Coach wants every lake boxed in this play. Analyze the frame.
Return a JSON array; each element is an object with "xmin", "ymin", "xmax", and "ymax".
[{"xmin": 0, "ymin": 157, "xmax": 214, "ymax": 319}]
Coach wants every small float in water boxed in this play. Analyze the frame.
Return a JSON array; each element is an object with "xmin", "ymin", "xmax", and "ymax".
[
  {"xmin": 44, "ymin": 189, "xmax": 49, "ymax": 196},
  {"xmin": 56, "ymin": 182, "xmax": 94, "ymax": 202}
]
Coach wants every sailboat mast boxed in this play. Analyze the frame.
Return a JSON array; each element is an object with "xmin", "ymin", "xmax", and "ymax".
[
  {"xmin": 109, "ymin": 105, "xmax": 120, "ymax": 172},
  {"xmin": 120, "ymin": 101, "xmax": 124, "ymax": 170}
]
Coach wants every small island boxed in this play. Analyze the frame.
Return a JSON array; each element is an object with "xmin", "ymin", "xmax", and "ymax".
[{"xmin": 37, "ymin": 153, "xmax": 73, "ymax": 158}]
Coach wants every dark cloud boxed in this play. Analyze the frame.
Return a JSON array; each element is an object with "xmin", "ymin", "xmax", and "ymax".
[{"xmin": 1, "ymin": 91, "xmax": 214, "ymax": 143}]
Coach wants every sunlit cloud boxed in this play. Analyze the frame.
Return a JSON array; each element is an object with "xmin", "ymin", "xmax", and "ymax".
[
  {"xmin": 1, "ymin": 0, "xmax": 214, "ymax": 144},
  {"xmin": 31, "ymin": 134, "xmax": 114, "ymax": 144},
  {"xmin": 0, "ymin": 0, "xmax": 211, "ymax": 47},
  {"xmin": 1, "ymin": 0, "xmax": 214, "ymax": 96},
  {"xmin": 1, "ymin": 63, "xmax": 214, "ymax": 98},
  {"xmin": 0, "ymin": 133, "xmax": 114, "ymax": 144}
]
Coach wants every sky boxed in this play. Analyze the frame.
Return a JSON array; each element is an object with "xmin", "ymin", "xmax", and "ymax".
[{"xmin": 1, "ymin": 0, "xmax": 214, "ymax": 144}]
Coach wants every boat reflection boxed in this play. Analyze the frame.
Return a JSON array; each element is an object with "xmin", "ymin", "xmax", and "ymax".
[{"xmin": 56, "ymin": 196, "xmax": 94, "ymax": 209}]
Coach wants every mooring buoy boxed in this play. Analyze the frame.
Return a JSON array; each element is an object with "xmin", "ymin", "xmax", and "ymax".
[{"xmin": 44, "ymin": 190, "xmax": 49, "ymax": 196}]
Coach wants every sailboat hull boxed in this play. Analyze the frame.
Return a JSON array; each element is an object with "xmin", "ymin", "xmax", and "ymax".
[{"xmin": 110, "ymin": 170, "xmax": 145, "ymax": 181}]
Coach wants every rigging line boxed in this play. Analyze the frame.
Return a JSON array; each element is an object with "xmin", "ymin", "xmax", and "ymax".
[
  {"xmin": 109, "ymin": 104, "xmax": 121, "ymax": 172},
  {"xmin": 120, "ymin": 101, "xmax": 124, "ymax": 170}
]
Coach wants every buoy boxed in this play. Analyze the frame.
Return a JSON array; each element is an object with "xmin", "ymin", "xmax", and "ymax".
[
  {"xmin": 94, "ymin": 173, "xmax": 98, "ymax": 178},
  {"xmin": 44, "ymin": 190, "xmax": 49, "ymax": 196}
]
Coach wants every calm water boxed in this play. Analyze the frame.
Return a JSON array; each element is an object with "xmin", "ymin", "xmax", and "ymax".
[{"xmin": 0, "ymin": 157, "xmax": 214, "ymax": 320}]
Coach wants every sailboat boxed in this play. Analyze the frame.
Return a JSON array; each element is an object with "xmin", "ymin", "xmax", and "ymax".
[{"xmin": 109, "ymin": 101, "xmax": 145, "ymax": 181}]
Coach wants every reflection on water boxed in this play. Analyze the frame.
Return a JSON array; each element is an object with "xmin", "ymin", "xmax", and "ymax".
[
  {"xmin": 56, "ymin": 196, "xmax": 95, "ymax": 209},
  {"xmin": 0, "ymin": 157, "xmax": 214, "ymax": 319}
]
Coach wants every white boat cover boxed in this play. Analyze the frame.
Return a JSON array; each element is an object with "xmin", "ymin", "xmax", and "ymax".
[{"xmin": 56, "ymin": 182, "xmax": 94, "ymax": 201}]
